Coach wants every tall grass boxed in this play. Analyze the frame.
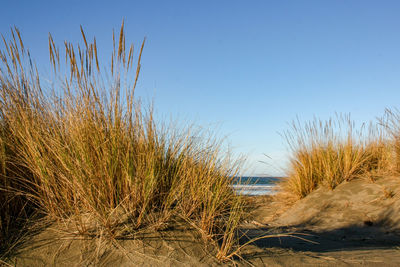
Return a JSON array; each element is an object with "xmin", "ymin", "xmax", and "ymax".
[
  {"xmin": 0, "ymin": 25, "xmax": 245, "ymax": 261},
  {"xmin": 284, "ymin": 114, "xmax": 392, "ymax": 198},
  {"xmin": 0, "ymin": 120, "xmax": 37, "ymax": 257},
  {"xmin": 382, "ymin": 108, "xmax": 400, "ymax": 174}
]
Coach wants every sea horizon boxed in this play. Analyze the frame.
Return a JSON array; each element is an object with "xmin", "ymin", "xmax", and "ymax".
[{"xmin": 232, "ymin": 176, "xmax": 282, "ymax": 196}]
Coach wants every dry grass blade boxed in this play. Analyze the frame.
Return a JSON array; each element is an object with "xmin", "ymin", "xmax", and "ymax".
[
  {"xmin": 93, "ymin": 37, "xmax": 100, "ymax": 72},
  {"xmin": 118, "ymin": 21, "xmax": 124, "ymax": 62},
  {"xmin": 133, "ymin": 38, "xmax": 145, "ymax": 96},
  {"xmin": 223, "ymin": 232, "xmax": 318, "ymax": 261},
  {"xmin": 127, "ymin": 44, "xmax": 134, "ymax": 70},
  {"xmin": 80, "ymin": 25, "xmax": 89, "ymax": 50}
]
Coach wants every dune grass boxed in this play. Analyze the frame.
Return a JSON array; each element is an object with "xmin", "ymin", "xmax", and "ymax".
[
  {"xmin": 0, "ymin": 121, "xmax": 38, "ymax": 257},
  {"xmin": 382, "ymin": 108, "xmax": 400, "ymax": 174},
  {"xmin": 0, "ymin": 25, "xmax": 245, "ymax": 261},
  {"xmin": 283, "ymin": 114, "xmax": 392, "ymax": 199}
]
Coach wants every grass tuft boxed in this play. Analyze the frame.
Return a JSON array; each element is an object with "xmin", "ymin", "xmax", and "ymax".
[
  {"xmin": 0, "ymin": 25, "xmax": 245, "ymax": 261},
  {"xmin": 283, "ymin": 114, "xmax": 392, "ymax": 198}
]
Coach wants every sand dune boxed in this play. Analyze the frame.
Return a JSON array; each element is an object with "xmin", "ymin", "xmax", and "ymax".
[
  {"xmin": 7, "ymin": 176, "xmax": 400, "ymax": 266},
  {"xmin": 242, "ymin": 176, "xmax": 400, "ymax": 266}
]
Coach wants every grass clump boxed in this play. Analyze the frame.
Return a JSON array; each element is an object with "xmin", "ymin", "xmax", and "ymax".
[
  {"xmin": 0, "ymin": 25, "xmax": 245, "ymax": 261},
  {"xmin": 382, "ymin": 108, "xmax": 400, "ymax": 174},
  {"xmin": 284, "ymin": 114, "xmax": 391, "ymax": 199}
]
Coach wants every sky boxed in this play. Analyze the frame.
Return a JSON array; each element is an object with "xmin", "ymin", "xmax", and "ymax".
[{"xmin": 2, "ymin": 0, "xmax": 400, "ymax": 176}]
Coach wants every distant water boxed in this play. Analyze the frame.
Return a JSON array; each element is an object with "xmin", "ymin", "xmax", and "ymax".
[{"xmin": 232, "ymin": 177, "xmax": 281, "ymax": 196}]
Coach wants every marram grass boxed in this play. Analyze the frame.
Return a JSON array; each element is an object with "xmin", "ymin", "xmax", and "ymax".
[
  {"xmin": 0, "ymin": 25, "xmax": 245, "ymax": 261},
  {"xmin": 382, "ymin": 108, "xmax": 400, "ymax": 174},
  {"xmin": 283, "ymin": 114, "xmax": 393, "ymax": 199}
]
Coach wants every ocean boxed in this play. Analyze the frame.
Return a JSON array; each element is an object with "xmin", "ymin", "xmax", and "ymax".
[{"xmin": 232, "ymin": 177, "xmax": 281, "ymax": 196}]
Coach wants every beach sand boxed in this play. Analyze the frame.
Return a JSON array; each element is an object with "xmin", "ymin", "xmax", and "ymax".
[
  {"xmin": 241, "ymin": 175, "xmax": 400, "ymax": 266},
  {"xmin": 7, "ymin": 176, "xmax": 400, "ymax": 266}
]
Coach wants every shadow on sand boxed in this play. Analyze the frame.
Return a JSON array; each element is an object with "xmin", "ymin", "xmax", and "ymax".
[{"xmin": 238, "ymin": 207, "xmax": 400, "ymax": 264}]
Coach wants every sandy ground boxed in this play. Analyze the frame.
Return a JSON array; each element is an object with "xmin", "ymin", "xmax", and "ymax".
[
  {"xmin": 241, "ymin": 175, "xmax": 400, "ymax": 266},
  {"xmin": 5, "ymin": 176, "xmax": 400, "ymax": 266},
  {"xmin": 7, "ymin": 221, "xmax": 221, "ymax": 266}
]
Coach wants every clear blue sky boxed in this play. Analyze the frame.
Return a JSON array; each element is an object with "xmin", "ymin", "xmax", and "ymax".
[{"xmin": 2, "ymin": 1, "xmax": 400, "ymax": 176}]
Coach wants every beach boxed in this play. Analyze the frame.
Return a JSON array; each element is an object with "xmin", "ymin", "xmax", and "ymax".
[
  {"xmin": 1, "ymin": 12, "xmax": 400, "ymax": 266},
  {"xmin": 7, "ymin": 175, "xmax": 400, "ymax": 266}
]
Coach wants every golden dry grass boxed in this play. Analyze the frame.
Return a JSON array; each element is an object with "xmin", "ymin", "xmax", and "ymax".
[
  {"xmin": 283, "ymin": 114, "xmax": 392, "ymax": 199},
  {"xmin": 0, "ymin": 25, "xmax": 245, "ymax": 261},
  {"xmin": 382, "ymin": 108, "xmax": 400, "ymax": 174}
]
